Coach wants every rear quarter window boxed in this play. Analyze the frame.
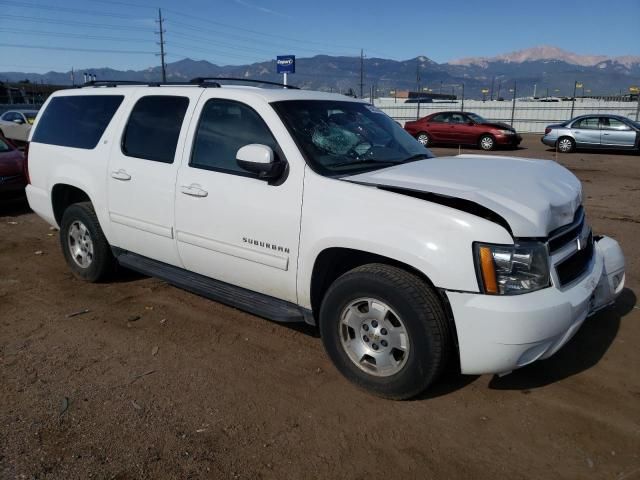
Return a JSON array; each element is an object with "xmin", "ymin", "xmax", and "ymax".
[{"xmin": 32, "ymin": 95, "xmax": 124, "ymax": 149}]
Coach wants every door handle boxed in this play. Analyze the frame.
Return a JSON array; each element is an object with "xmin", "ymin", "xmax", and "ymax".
[
  {"xmin": 602, "ymin": 133, "xmax": 610, "ymax": 136},
  {"xmin": 180, "ymin": 184, "xmax": 208, "ymax": 197},
  {"xmin": 111, "ymin": 169, "xmax": 131, "ymax": 181}
]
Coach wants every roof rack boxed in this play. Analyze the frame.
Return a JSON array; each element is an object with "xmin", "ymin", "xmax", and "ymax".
[
  {"xmin": 82, "ymin": 80, "xmax": 221, "ymax": 88},
  {"xmin": 81, "ymin": 78, "xmax": 297, "ymax": 89},
  {"xmin": 190, "ymin": 77, "xmax": 299, "ymax": 89}
]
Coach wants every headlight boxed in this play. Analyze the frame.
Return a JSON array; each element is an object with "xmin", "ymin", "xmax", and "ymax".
[
  {"xmin": 498, "ymin": 129, "xmax": 514, "ymax": 135},
  {"xmin": 474, "ymin": 242, "xmax": 550, "ymax": 295}
]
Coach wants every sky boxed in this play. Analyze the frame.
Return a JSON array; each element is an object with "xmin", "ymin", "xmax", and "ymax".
[{"xmin": 1, "ymin": 0, "xmax": 639, "ymax": 73}]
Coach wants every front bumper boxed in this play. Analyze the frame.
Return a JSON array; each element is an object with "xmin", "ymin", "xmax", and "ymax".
[
  {"xmin": 495, "ymin": 134, "xmax": 522, "ymax": 146},
  {"xmin": 447, "ymin": 236, "xmax": 625, "ymax": 375}
]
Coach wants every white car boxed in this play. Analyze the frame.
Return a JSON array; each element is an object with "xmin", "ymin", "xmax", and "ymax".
[
  {"xmin": 25, "ymin": 80, "xmax": 625, "ymax": 399},
  {"xmin": 0, "ymin": 109, "xmax": 38, "ymax": 142}
]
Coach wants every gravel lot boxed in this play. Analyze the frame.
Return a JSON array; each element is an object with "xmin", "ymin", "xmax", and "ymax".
[{"xmin": 1, "ymin": 134, "xmax": 639, "ymax": 479}]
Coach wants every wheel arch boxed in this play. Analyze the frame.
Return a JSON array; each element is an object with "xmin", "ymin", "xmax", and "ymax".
[
  {"xmin": 309, "ymin": 247, "xmax": 459, "ymax": 353},
  {"xmin": 51, "ymin": 183, "xmax": 93, "ymax": 225}
]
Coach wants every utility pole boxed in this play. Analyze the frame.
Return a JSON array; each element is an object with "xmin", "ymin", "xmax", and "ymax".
[
  {"xmin": 510, "ymin": 81, "xmax": 517, "ymax": 127},
  {"xmin": 358, "ymin": 49, "xmax": 364, "ymax": 98},
  {"xmin": 570, "ymin": 80, "xmax": 578, "ymax": 118},
  {"xmin": 71, "ymin": 67, "xmax": 75, "ymax": 87},
  {"xmin": 157, "ymin": 8, "xmax": 167, "ymax": 82},
  {"xmin": 490, "ymin": 76, "xmax": 495, "ymax": 101},
  {"xmin": 415, "ymin": 59, "xmax": 421, "ymax": 93},
  {"xmin": 461, "ymin": 83, "xmax": 465, "ymax": 112}
]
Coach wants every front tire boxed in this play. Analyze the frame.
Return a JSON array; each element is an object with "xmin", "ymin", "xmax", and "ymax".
[
  {"xmin": 479, "ymin": 134, "xmax": 495, "ymax": 151},
  {"xmin": 60, "ymin": 202, "xmax": 115, "ymax": 282},
  {"xmin": 557, "ymin": 136, "xmax": 575, "ymax": 153},
  {"xmin": 319, "ymin": 264, "xmax": 451, "ymax": 400}
]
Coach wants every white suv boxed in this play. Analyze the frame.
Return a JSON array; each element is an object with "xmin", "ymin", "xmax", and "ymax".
[{"xmin": 25, "ymin": 79, "xmax": 625, "ymax": 399}]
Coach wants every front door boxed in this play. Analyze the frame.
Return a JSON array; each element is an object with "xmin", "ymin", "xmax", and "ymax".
[
  {"xmin": 600, "ymin": 117, "xmax": 637, "ymax": 147},
  {"xmin": 174, "ymin": 95, "xmax": 303, "ymax": 303},
  {"xmin": 107, "ymin": 90, "xmax": 201, "ymax": 266}
]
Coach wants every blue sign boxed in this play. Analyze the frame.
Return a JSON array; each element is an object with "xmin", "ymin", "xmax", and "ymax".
[{"xmin": 277, "ymin": 55, "xmax": 295, "ymax": 74}]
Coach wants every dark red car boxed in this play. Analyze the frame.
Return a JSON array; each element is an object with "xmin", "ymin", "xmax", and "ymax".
[
  {"xmin": 404, "ymin": 111, "xmax": 522, "ymax": 151},
  {"xmin": 0, "ymin": 134, "xmax": 26, "ymax": 199}
]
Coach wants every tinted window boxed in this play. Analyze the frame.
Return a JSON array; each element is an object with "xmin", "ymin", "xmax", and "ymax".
[
  {"xmin": 449, "ymin": 113, "xmax": 467, "ymax": 124},
  {"xmin": 32, "ymin": 96, "xmax": 123, "ymax": 149},
  {"xmin": 574, "ymin": 117, "xmax": 599, "ymax": 129},
  {"xmin": 600, "ymin": 117, "xmax": 631, "ymax": 131},
  {"xmin": 0, "ymin": 138, "xmax": 12, "ymax": 152},
  {"xmin": 431, "ymin": 113, "xmax": 450, "ymax": 123},
  {"xmin": 191, "ymin": 99, "xmax": 277, "ymax": 175},
  {"xmin": 122, "ymin": 96, "xmax": 189, "ymax": 163}
]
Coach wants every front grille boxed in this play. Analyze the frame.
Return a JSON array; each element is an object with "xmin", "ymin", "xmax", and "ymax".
[
  {"xmin": 548, "ymin": 207, "xmax": 585, "ymax": 253},
  {"xmin": 555, "ymin": 232, "xmax": 594, "ymax": 286}
]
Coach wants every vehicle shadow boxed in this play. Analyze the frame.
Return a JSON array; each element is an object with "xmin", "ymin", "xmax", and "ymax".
[
  {"xmin": 0, "ymin": 195, "xmax": 30, "ymax": 217},
  {"xmin": 545, "ymin": 147, "xmax": 639, "ymax": 156},
  {"xmin": 488, "ymin": 287, "xmax": 636, "ymax": 391}
]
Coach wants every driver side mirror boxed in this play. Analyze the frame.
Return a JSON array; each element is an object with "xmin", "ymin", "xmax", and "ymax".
[
  {"xmin": 467, "ymin": 120, "xmax": 474, "ymax": 126},
  {"xmin": 13, "ymin": 118, "xmax": 25, "ymax": 125},
  {"xmin": 236, "ymin": 144, "xmax": 284, "ymax": 181}
]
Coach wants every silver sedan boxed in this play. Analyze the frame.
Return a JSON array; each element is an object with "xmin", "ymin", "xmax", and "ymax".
[{"xmin": 541, "ymin": 114, "xmax": 640, "ymax": 153}]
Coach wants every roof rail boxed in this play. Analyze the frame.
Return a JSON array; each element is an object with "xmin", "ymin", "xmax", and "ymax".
[
  {"xmin": 81, "ymin": 80, "xmax": 221, "ymax": 88},
  {"xmin": 190, "ymin": 77, "xmax": 299, "ymax": 89}
]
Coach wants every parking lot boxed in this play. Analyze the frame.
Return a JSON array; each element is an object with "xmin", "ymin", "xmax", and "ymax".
[{"xmin": 1, "ymin": 134, "xmax": 639, "ymax": 479}]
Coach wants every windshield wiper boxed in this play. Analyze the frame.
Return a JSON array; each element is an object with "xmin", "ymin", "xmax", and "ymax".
[{"xmin": 330, "ymin": 159, "xmax": 401, "ymax": 169}]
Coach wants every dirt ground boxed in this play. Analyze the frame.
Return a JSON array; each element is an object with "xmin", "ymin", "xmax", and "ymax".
[{"xmin": 1, "ymin": 134, "xmax": 639, "ymax": 479}]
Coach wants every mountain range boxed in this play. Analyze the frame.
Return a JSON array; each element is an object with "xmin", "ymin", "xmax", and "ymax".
[{"xmin": 2, "ymin": 46, "xmax": 639, "ymax": 98}]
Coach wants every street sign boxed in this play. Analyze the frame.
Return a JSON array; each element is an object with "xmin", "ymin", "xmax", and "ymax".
[
  {"xmin": 481, "ymin": 88, "xmax": 489, "ymax": 94},
  {"xmin": 576, "ymin": 82, "xmax": 583, "ymax": 88},
  {"xmin": 630, "ymin": 86, "xmax": 639, "ymax": 93},
  {"xmin": 276, "ymin": 55, "xmax": 295, "ymax": 74}
]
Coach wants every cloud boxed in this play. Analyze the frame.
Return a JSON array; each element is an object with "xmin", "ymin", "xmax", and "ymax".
[{"xmin": 233, "ymin": 0, "xmax": 292, "ymax": 19}]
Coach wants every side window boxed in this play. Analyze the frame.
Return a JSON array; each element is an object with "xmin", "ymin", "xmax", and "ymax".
[
  {"xmin": 190, "ymin": 99, "xmax": 277, "ymax": 175},
  {"xmin": 450, "ymin": 113, "xmax": 466, "ymax": 124},
  {"xmin": 574, "ymin": 117, "xmax": 599, "ymax": 129},
  {"xmin": 32, "ymin": 95, "xmax": 124, "ymax": 149},
  {"xmin": 0, "ymin": 112, "xmax": 9, "ymax": 121},
  {"xmin": 601, "ymin": 118, "xmax": 631, "ymax": 131},
  {"xmin": 431, "ymin": 113, "xmax": 450, "ymax": 123},
  {"xmin": 122, "ymin": 95, "xmax": 189, "ymax": 163}
]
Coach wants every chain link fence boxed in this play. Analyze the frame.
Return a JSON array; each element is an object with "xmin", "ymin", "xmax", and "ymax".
[{"xmin": 374, "ymin": 98, "xmax": 640, "ymax": 133}]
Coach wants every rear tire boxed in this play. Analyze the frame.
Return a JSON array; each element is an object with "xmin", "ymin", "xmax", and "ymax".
[
  {"xmin": 479, "ymin": 134, "xmax": 495, "ymax": 151},
  {"xmin": 60, "ymin": 202, "xmax": 115, "ymax": 282},
  {"xmin": 557, "ymin": 136, "xmax": 575, "ymax": 153},
  {"xmin": 416, "ymin": 132, "xmax": 431, "ymax": 146},
  {"xmin": 319, "ymin": 263, "xmax": 451, "ymax": 400}
]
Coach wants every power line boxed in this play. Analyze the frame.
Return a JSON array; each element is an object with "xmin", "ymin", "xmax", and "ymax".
[
  {"xmin": 0, "ymin": 0, "xmax": 146, "ymax": 19},
  {"xmin": 169, "ymin": 31, "xmax": 282, "ymax": 56},
  {"xmin": 2, "ymin": 14, "xmax": 155, "ymax": 32},
  {"xmin": 0, "ymin": 28, "xmax": 153, "ymax": 43},
  {"xmin": 0, "ymin": 43, "xmax": 156, "ymax": 55},
  {"xmin": 167, "ymin": 19, "xmax": 353, "ymax": 57}
]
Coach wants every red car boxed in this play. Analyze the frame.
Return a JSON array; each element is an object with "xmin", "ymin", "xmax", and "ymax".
[
  {"xmin": 0, "ymin": 134, "xmax": 26, "ymax": 199},
  {"xmin": 404, "ymin": 111, "xmax": 522, "ymax": 151}
]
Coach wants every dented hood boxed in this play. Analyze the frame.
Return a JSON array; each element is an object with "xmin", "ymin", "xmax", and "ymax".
[{"xmin": 346, "ymin": 154, "xmax": 582, "ymax": 237}]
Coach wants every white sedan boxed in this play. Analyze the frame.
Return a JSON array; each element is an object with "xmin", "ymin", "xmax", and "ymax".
[{"xmin": 0, "ymin": 109, "xmax": 38, "ymax": 143}]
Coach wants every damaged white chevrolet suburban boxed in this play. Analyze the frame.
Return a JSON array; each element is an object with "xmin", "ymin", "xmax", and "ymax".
[{"xmin": 25, "ymin": 79, "xmax": 625, "ymax": 399}]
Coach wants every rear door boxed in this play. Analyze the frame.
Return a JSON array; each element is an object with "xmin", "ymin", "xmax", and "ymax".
[
  {"xmin": 571, "ymin": 117, "xmax": 601, "ymax": 147},
  {"xmin": 107, "ymin": 89, "xmax": 202, "ymax": 266},
  {"xmin": 600, "ymin": 117, "xmax": 637, "ymax": 147},
  {"xmin": 448, "ymin": 112, "xmax": 474, "ymax": 143}
]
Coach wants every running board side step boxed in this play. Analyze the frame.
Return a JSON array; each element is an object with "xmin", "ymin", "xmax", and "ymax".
[{"xmin": 115, "ymin": 251, "xmax": 311, "ymax": 324}]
